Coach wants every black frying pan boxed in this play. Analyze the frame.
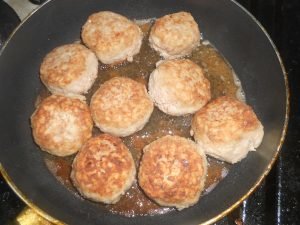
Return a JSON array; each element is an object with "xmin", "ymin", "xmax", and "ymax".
[{"xmin": 0, "ymin": 0, "xmax": 288, "ymax": 224}]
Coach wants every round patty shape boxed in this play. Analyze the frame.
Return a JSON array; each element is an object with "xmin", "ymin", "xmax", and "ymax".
[
  {"xmin": 191, "ymin": 96, "xmax": 264, "ymax": 164},
  {"xmin": 138, "ymin": 135, "xmax": 207, "ymax": 210},
  {"xmin": 71, "ymin": 134, "xmax": 136, "ymax": 204},
  {"xmin": 90, "ymin": 77, "xmax": 154, "ymax": 137},
  {"xmin": 81, "ymin": 11, "xmax": 143, "ymax": 64},
  {"xmin": 149, "ymin": 11, "xmax": 200, "ymax": 59},
  {"xmin": 31, "ymin": 95, "xmax": 93, "ymax": 156},
  {"xmin": 40, "ymin": 43, "xmax": 98, "ymax": 96},
  {"xmin": 148, "ymin": 59, "xmax": 211, "ymax": 116}
]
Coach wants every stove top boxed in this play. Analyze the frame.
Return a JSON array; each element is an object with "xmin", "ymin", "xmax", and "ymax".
[
  {"xmin": 0, "ymin": 0, "xmax": 299, "ymax": 224},
  {"xmin": 0, "ymin": 0, "xmax": 19, "ymax": 48}
]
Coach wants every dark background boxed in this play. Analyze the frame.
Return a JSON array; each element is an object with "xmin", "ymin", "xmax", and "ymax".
[{"xmin": 0, "ymin": 0, "xmax": 299, "ymax": 224}]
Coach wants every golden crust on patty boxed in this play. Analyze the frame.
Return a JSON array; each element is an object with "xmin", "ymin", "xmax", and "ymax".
[
  {"xmin": 71, "ymin": 134, "xmax": 136, "ymax": 204},
  {"xmin": 81, "ymin": 11, "xmax": 143, "ymax": 64},
  {"xmin": 191, "ymin": 96, "xmax": 264, "ymax": 163},
  {"xmin": 138, "ymin": 135, "xmax": 207, "ymax": 210},
  {"xmin": 148, "ymin": 59, "xmax": 211, "ymax": 116},
  {"xmin": 90, "ymin": 77, "xmax": 154, "ymax": 137},
  {"xmin": 31, "ymin": 95, "xmax": 93, "ymax": 156},
  {"xmin": 40, "ymin": 43, "xmax": 98, "ymax": 95},
  {"xmin": 149, "ymin": 11, "xmax": 200, "ymax": 59}
]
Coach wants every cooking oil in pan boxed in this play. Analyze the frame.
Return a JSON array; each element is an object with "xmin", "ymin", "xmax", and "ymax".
[{"xmin": 42, "ymin": 20, "xmax": 243, "ymax": 217}]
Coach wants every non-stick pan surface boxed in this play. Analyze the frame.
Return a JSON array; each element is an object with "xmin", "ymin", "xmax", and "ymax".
[{"xmin": 0, "ymin": 0, "xmax": 288, "ymax": 224}]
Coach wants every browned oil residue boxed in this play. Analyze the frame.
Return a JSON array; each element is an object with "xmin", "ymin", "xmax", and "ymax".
[
  {"xmin": 106, "ymin": 181, "xmax": 174, "ymax": 216},
  {"xmin": 190, "ymin": 43, "xmax": 238, "ymax": 99},
  {"xmin": 42, "ymin": 21, "xmax": 239, "ymax": 217},
  {"xmin": 204, "ymin": 158, "xmax": 229, "ymax": 193},
  {"xmin": 44, "ymin": 154, "xmax": 75, "ymax": 191}
]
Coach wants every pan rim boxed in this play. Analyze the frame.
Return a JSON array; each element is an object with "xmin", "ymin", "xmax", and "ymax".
[{"xmin": 0, "ymin": 0, "xmax": 290, "ymax": 224}]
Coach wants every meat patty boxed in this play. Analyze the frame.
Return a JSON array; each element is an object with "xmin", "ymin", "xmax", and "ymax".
[
  {"xmin": 191, "ymin": 96, "xmax": 264, "ymax": 163},
  {"xmin": 138, "ymin": 135, "xmax": 207, "ymax": 210},
  {"xmin": 31, "ymin": 95, "xmax": 93, "ymax": 156},
  {"xmin": 82, "ymin": 11, "xmax": 143, "ymax": 64},
  {"xmin": 71, "ymin": 134, "xmax": 136, "ymax": 204}
]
